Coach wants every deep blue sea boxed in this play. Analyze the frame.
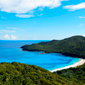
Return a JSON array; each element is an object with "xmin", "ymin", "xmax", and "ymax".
[{"xmin": 0, "ymin": 40, "xmax": 80, "ymax": 71}]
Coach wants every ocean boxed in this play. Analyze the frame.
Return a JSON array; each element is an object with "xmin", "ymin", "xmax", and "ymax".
[{"xmin": 0, "ymin": 40, "xmax": 80, "ymax": 71}]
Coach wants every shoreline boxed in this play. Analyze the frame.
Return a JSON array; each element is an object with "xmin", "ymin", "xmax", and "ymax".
[{"xmin": 50, "ymin": 58, "xmax": 85, "ymax": 72}]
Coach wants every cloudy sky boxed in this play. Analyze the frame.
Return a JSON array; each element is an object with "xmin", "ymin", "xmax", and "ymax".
[{"xmin": 0, "ymin": 0, "xmax": 85, "ymax": 40}]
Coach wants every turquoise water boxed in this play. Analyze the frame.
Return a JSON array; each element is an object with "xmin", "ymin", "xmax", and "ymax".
[{"xmin": 0, "ymin": 40, "xmax": 80, "ymax": 71}]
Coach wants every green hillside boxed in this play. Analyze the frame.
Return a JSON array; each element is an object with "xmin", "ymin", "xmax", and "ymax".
[
  {"xmin": 54, "ymin": 63, "xmax": 85, "ymax": 85},
  {"xmin": 21, "ymin": 36, "xmax": 85, "ymax": 59},
  {"xmin": 0, "ymin": 62, "xmax": 70, "ymax": 85},
  {"xmin": 0, "ymin": 62, "xmax": 85, "ymax": 85}
]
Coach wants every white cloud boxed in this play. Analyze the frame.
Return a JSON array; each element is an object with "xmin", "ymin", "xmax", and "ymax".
[
  {"xmin": 79, "ymin": 23, "xmax": 84, "ymax": 27},
  {"xmin": 11, "ymin": 35, "xmax": 17, "ymax": 40},
  {"xmin": 4, "ymin": 34, "xmax": 10, "ymax": 40},
  {"xmin": 20, "ymin": 29, "xmax": 26, "ymax": 31},
  {"xmin": 16, "ymin": 14, "xmax": 35, "ymax": 18},
  {"xmin": 79, "ymin": 16, "xmax": 85, "ymax": 18},
  {"xmin": 63, "ymin": 2, "xmax": 85, "ymax": 11},
  {"xmin": 0, "ymin": 30, "xmax": 15, "ymax": 33},
  {"xmin": 2, "ymin": 16, "xmax": 7, "ymax": 19},
  {"xmin": 37, "ymin": 13, "xmax": 43, "ymax": 16},
  {"xmin": 4, "ymin": 34, "xmax": 17, "ymax": 40},
  {"xmin": 0, "ymin": 0, "xmax": 68, "ymax": 18},
  {"xmin": 38, "ymin": 7, "xmax": 44, "ymax": 11},
  {"xmin": 0, "ymin": 38, "xmax": 3, "ymax": 40},
  {"xmin": 7, "ymin": 27, "xmax": 20, "ymax": 29},
  {"xmin": 7, "ymin": 27, "xmax": 26, "ymax": 32}
]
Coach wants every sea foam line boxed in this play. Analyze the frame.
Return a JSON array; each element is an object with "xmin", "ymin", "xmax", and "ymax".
[{"xmin": 50, "ymin": 58, "xmax": 85, "ymax": 72}]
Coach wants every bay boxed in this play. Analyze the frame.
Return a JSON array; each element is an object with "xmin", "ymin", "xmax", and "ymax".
[{"xmin": 0, "ymin": 40, "xmax": 80, "ymax": 71}]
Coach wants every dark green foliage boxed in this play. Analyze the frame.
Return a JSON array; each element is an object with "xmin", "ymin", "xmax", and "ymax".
[
  {"xmin": 54, "ymin": 63, "xmax": 85, "ymax": 85},
  {"xmin": 21, "ymin": 36, "xmax": 85, "ymax": 59},
  {"xmin": 0, "ymin": 62, "xmax": 85, "ymax": 85},
  {"xmin": 0, "ymin": 62, "xmax": 70, "ymax": 85}
]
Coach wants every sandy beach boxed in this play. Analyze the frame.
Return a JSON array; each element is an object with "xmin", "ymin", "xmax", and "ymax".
[{"xmin": 51, "ymin": 58, "xmax": 85, "ymax": 72}]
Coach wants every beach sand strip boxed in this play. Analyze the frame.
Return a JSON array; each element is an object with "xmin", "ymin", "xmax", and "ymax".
[{"xmin": 51, "ymin": 59, "xmax": 85, "ymax": 72}]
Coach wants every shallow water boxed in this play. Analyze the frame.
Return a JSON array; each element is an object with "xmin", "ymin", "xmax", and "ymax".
[{"xmin": 0, "ymin": 40, "xmax": 80, "ymax": 71}]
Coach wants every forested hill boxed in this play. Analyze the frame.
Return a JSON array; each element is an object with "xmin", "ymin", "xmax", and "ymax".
[
  {"xmin": 54, "ymin": 63, "xmax": 85, "ymax": 85},
  {"xmin": 21, "ymin": 36, "xmax": 85, "ymax": 59},
  {"xmin": 0, "ymin": 62, "xmax": 70, "ymax": 85},
  {"xmin": 0, "ymin": 62, "xmax": 85, "ymax": 85}
]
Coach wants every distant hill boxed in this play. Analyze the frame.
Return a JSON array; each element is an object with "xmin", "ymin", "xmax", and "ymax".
[{"xmin": 21, "ymin": 36, "xmax": 85, "ymax": 59}]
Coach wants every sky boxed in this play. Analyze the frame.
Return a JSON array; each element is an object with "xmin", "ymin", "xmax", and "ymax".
[{"xmin": 0, "ymin": 0, "xmax": 85, "ymax": 40}]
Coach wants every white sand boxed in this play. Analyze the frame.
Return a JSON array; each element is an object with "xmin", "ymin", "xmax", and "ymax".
[{"xmin": 51, "ymin": 59, "xmax": 85, "ymax": 72}]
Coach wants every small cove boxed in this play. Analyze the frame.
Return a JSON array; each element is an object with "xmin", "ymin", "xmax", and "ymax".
[{"xmin": 0, "ymin": 40, "xmax": 80, "ymax": 71}]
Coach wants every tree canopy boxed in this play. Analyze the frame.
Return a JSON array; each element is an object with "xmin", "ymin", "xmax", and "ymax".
[
  {"xmin": 21, "ymin": 36, "xmax": 85, "ymax": 59},
  {"xmin": 0, "ymin": 62, "xmax": 70, "ymax": 85}
]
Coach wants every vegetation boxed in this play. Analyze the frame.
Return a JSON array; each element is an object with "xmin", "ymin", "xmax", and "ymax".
[
  {"xmin": 21, "ymin": 36, "xmax": 85, "ymax": 59},
  {"xmin": 54, "ymin": 63, "xmax": 85, "ymax": 85},
  {"xmin": 0, "ymin": 62, "xmax": 71, "ymax": 85},
  {"xmin": 1, "ymin": 36, "xmax": 85, "ymax": 84},
  {"xmin": 0, "ymin": 62, "xmax": 85, "ymax": 85}
]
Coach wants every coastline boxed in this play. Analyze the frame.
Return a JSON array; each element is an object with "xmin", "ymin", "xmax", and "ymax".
[
  {"xmin": 50, "ymin": 58, "xmax": 85, "ymax": 72},
  {"xmin": 20, "ymin": 49, "xmax": 85, "ymax": 72}
]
